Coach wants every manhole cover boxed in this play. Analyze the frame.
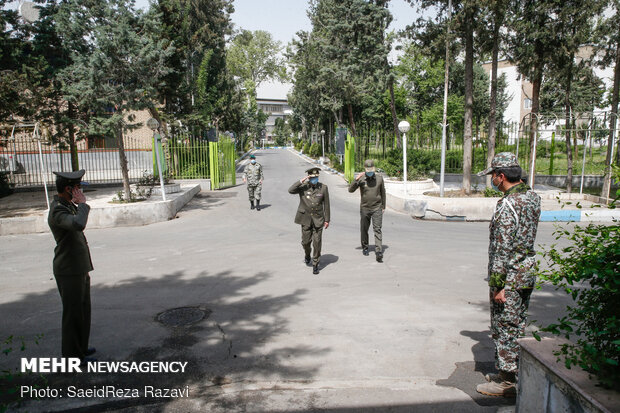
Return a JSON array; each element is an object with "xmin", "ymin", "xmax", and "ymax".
[{"xmin": 156, "ymin": 307, "xmax": 210, "ymax": 327}]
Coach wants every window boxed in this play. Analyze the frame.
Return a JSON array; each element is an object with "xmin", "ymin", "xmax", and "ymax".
[{"xmin": 524, "ymin": 98, "xmax": 532, "ymax": 109}]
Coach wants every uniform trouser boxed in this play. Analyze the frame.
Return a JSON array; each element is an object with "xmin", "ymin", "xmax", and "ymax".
[
  {"xmin": 490, "ymin": 287, "xmax": 532, "ymax": 374},
  {"xmin": 247, "ymin": 184, "xmax": 261, "ymax": 201},
  {"xmin": 301, "ymin": 222, "xmax": 323, "ymax": 265},
  {"xmin": 360, "ymin": 208, "xmax": 383, "ymax": 253},
  {"xmin": 54, "ymin": 273, "xmax": 91, "ymax": 359}
]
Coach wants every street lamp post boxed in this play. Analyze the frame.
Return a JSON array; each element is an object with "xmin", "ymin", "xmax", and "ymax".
[
  {"xmin": 147, "ymin": 118, "xmax": 167, "ymax": 201},
  {"xmin": 321, "ymin": 129, "xmax": 325, "ymax": 158},
  {"xmin": 398, "ymin": 120, "xmax": 410, "ymax": 196}
]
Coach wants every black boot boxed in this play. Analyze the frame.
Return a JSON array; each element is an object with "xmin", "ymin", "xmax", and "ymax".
[
  {"xmin": 256, "ymin": 200, "xmax": 261, "ymax": 211},
  {"xmin": 250, "ymin": 201, "xmax": 255, "ymax": 210},
  {"xmin": 313, "ymin": 264, "xmax": 319, "ymax": 274},
  {"xmin": 362, "ymin": 247, "xmax": 369, "ymax": 256},
  {"xmin": 376, "ymin": 252, "xmax": 383, "ymax": 263},
  {"xmin": 304, "ymin": 256, "xmax": 311, "ymax": 265}
]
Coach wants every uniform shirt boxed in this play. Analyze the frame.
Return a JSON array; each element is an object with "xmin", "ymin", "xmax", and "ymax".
[
  {"xmin": 348, "ymin": 174, "xmax": 386, "ymax": 210},
  {"xmin": 288, "ymin": 180, "xmax": 330, "ymax": 227},
  {"xmin": 488, "ymin": 183, "xmax": 541, "ymax": 290},
  {"xmin": 244, "ymin": 163, "xmax": 263, "ymax": 185},
  {"xmin": 48, "ymin": 195, "xmax": 94, "ymax": 275}
]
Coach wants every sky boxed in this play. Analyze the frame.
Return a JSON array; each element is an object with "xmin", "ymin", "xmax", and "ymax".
[{"xmin": 132, "ymin": 0, "xmax": 426, "ymax": 46}]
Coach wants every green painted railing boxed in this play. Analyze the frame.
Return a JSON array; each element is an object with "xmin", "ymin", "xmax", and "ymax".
[
  {"xmin": 344, "ymin": 133, "xmax": 355, "ymax": 183},
  {"xmin": 209, "ymin": 137, "xmax": 236, "ymax": 189}
]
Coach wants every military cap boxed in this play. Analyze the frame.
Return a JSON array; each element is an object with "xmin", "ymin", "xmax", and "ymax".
[
  {"xmin": 364, "ymin": 159, "xmax": 376, "ymax": 172},
  {"xmin": 477, "ymin": 152, "xmax": 519, "ymax": 176},
  {"xmin": 249, "ymin": 154, "xmax": 256, "ymax": 159},
  {"xmin": 53, "ymin": 169, "xmax": 86, "ymax": 184},
  {"xmin": 306, "ymin": 167, "xmax": 320, "ymax": 177}
]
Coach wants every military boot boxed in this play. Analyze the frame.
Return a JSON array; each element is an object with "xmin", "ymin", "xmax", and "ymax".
[
  {"xmin": 362, "ymin": 247, "xmax": 369, "ymax": 256},
  {"xmin": 476, "ymin": 371, "xmax": 516, "ymax": 397},
  {"xmin": 250, "ymin": 201, "xmax": 255, "ymax": 210},
  {"xmin": 313, "ymin": 264, "xmax": 319, "ymax": 274},
  {"xmin": 376, "ymin": 252, "xmax": 383, "ymax": 263},
  {"xmin": 256, "ymin": 200, "xmax": 261, "ymax": 211},
  {"xmin": 304, "ymin": 256, "xmax": 311, "ymax": 265}
]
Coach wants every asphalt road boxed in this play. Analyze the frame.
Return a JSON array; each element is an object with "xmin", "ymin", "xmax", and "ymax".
[{"xmin": 0, "ymin": 148, "xmax": 575, "ymax": 412}]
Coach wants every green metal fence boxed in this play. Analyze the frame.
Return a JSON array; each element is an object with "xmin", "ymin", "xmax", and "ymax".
[
  {"xmin": 167, "ymin": 132, "xmax": 210, "ymax": 180},
  {"xmin": 344, "ymin": 133, "xmax": 355, "ymax": 183},
  {"xmin": 209, "ymin": 137, "xmax": 236, "ymax": 189}
]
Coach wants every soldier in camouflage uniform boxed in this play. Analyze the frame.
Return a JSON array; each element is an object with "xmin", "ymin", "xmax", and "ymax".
[
  {"xmin": 476, "ymin": 152, "xmax": 541, "ymax": 397},
  {"xmin": 243, "ymin": 154, "xmax": 264, "ymax": 211}
]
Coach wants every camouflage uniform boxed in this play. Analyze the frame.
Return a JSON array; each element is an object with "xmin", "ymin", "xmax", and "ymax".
[
  {"xmin": 484, "ymin": 154, "xmax": 541, "ymax": 374},
  {"xmin": 244, "ymin": 162, "xmax": 263, "ymax": 202}
]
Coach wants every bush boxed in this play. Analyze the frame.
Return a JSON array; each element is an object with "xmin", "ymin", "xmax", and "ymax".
[
  {"xmin": 294, "ymin": 140, "xmax": 303, "ymax": 151},
  {"xmin": 309, "ymin": 142, "xmax": 321, "ymax": 158},
  {"xmin": 536, "ymin": 223, "xmax": 620, "ymax": 390},
  {"xmin": 484, "ymin": 187, "xmax": 503, "ymax": 197},
  {"xmin": 302, "ymin": 142, "xmax": 310, "ymax": 154},
  {"xmin": 328, "ymin": 153, "xmax": 344, "ymax": 172}
]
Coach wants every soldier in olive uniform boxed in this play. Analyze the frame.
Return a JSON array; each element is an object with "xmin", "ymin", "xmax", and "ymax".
[
  {"xmin": 288, "ymin": 167, "xmax": 330, "ymax": 274},
  {"xmin": 349, "ymin": 159, "xmax": 386, "ymax": 262},
  {"xmin": 243, "ymin": 154, "xmax": 264, "ymax": 211},
  {"xmin": 476, "ymin": 153, "xmax": 541, "ymax": 397},
  {"xmin": 48, "ymin": 170, "xmax": 96, "ymax": 363}
]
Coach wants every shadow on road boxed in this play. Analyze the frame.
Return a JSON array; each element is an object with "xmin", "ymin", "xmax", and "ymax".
[
  {"xmin": 320, "ymin": 254, "xmax": 339, "ymax": 269},
  {"xmin": 0, "ymin": 269, "xmax": 328, "ymax": 411}
]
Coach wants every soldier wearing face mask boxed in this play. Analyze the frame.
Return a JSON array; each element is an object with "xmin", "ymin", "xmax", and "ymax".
[
  {"xmin": 243, "ymin": 154, "xmax": 264, "ymax": 211},
  {"xmin": 288, "ymin": 167, "xmax": 330, "ymax": 274},
  {"xmin": 348, "ymin": 159, "xmax": 386, "ymax": 262}
]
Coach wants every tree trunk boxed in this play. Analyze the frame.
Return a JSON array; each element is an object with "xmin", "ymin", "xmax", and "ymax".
[
  {"xmin": 564, "ymin": 54, "xmax": 574, "ymax": 193},
  {"xmin": 462, "ymin": 10, "xmax": 474, "ymax": 195},
  {"xmin": 529, "ymin": 67, "xmax": 542, "ymax": 188},
  {"xmin": 347, "ymin": 103, "xmax": 357, "ymax": 138},
  {"xmin": 602, "ymin": 41, "xmax": 620, "ymax": 199},
  {"xmin": 67, "ymin": 101, "xmax": 79, "ymax": 171},
  {"xmin": 117, "ymin": 124, "xmax": 131, "ymax": 200},
  {"xmin": 388, "ymin": 76, "xmax": 401, "ymax": 145},
  {"xmin": 486, "ymin": 10, "xmax": 500, "ymax": 188}
]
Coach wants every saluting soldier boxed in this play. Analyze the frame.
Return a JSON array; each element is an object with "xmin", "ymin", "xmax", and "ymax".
[
  {"xmin": 243, "ymin": 154, "xmax": 264, "ymax": 211},
  {"xmin": 48, "ymin": 169, "xmax": 96, "ymax": 364},
  {"xmin": 348, "ymin": 159, "xmax": 386, "ymax": 262},
  {"xmin": 475, "ymin": 153, "xmax": 541, "ymax": 397},
  {"xmin": 288, "ymin": 167, "xmax": 330, "ymax": 274}
]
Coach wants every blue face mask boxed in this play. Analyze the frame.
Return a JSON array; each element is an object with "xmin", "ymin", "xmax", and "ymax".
[
  {"xmin": 491, "ymin": 175, "xmax": 501, "ymax": 191},
  {"xmin": 251, "ymin": 160, "xmax": 256, "ymax": 164},
  {"xmin": 365, "ymin": 171, "xmax": 375, "ymax": 178},
  {"xmin": 309, "ymin": 177, "xmax": 319, "ymax": 185}
]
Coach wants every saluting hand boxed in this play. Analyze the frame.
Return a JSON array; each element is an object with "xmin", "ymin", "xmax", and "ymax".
[
  {"xmin": 71, "ymin": 187, "xmax": 86, "ymax": 204},
  {"xmin": 355, "ymin": 172, "xmax": 365, "ymax": 181},
  {"xmin": 492, "ymin": 288, "xmax": 506, "ymax": 304},
  {"xmin": 300, "ymin": 176, "xmax": 309, "ymax": 183}
]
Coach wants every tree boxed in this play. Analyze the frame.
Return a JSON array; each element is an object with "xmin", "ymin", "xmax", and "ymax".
[
  {"xmin": 595, "ymin": 0, "xmax": 620, "ymax": 199},
  {"xmin": 227, "ymin": 30, "xmax": 285, "ymax": 88},
  {"xmin": 56, "ymin": 0, "xmax": 173, "ymax": 199}
]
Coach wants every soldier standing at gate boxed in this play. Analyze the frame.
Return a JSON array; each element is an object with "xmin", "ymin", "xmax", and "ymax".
[
  {"xmin": 288, "ymin": 167, "xmax": 330, "ymax": 274},
  {"xmin": 348, "ymin": 159, "xmax": 386, "ymax": 262},
  {"xmin": 475, "ymin": 153, "xmax": 541, "ymax": 397},
  {"xmin": 243, "ymin": 154, "xmax": 264, "ymax": 211}
]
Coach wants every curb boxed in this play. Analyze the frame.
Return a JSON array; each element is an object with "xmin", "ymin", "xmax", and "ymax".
[
  {"xmin": 540, "ymin": 209, "xmax": 618, "ymax": 222},
  {"xmin": 287, "ymin": 148, "xmax": 345, "ymax": 178},
  {"xmin": 0, "ymin": 185, "xmax": 201, "ymax": 236}
]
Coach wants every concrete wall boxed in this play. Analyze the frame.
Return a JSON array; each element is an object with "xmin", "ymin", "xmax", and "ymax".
[
  {"xmin": 434, "ymin": 173, "xmax": 618, "ymax": 190},
  {"xmin": 517, "ymin": 338, "xmax": 619, "ymax": 413}
]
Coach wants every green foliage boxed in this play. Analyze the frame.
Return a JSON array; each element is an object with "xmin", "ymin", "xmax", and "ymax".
[
  {"xmin": 294, "ymin": 140, "xmax": 303, "ymax": 151},
  {"xmin": 308, "ymin": 142, "xmax": 321, "ymax": 158},
  {"xmin": 328, "ymin": 153, "xmax": 344, "ymax": 172},
  {"xmin": 302, "ymin": 142, "xmax": 311, "ymax": 154},
  {"xmin": 1, "ymin": 334, "xmax": 44, "ymax": 412},
  {"xmin": 537, "ymin": 223, "xmax": 620, "ymax": 389},
  {"xmin": 484, "ymin": 187, "xmax": 503, "ymax": 197}
]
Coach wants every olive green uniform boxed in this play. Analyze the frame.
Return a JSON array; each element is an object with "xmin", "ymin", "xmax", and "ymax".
[
  {"xmin": 288, "ymin": 180, "xmax": 330, "ymax": 265},
  {"xmin": 48, "ymin": 195, "xmax": 94, "ymax": 359},
  {"xmin": 348, "ymin": 174, "xmax": 386, "ymax": 253}
]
